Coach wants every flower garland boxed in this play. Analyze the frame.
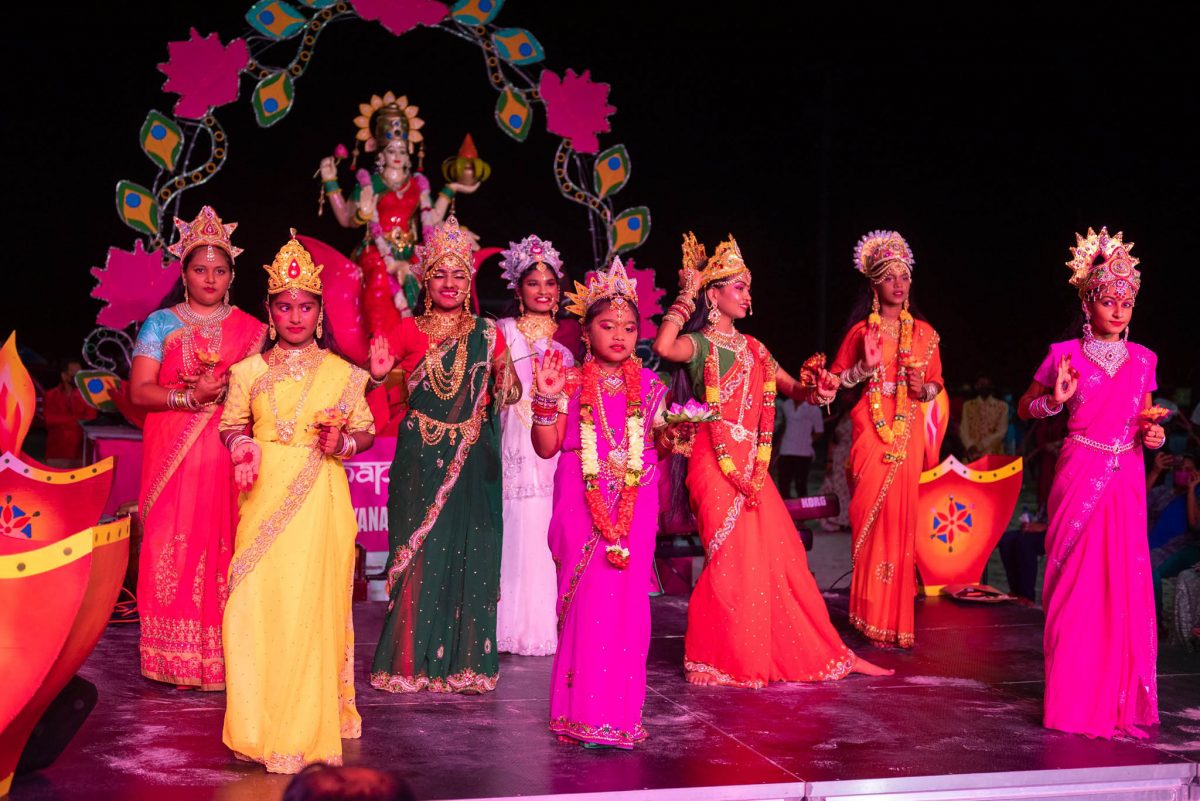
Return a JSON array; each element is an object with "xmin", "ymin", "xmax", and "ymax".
[
  {"xmin": 704, "ymin": 337, "xmax": 775, "ymax": 508},
  {"xmin": 866, "ymin": 308, "xmax": 914, "ymax": 453},
  {"xmin": 580, "ymin": 357, "xmax": 644, "ymax": 569}
]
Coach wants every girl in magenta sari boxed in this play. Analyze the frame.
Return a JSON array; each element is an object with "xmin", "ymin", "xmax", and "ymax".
[
  {"xmin": 531, "ymin": 259, "xmax": 668, "ymax": 748},
  {"xmin": 1019, "ymin": 227, "xmax": 1166, "ymax": 738},
  {"xmin": 130, "ymin": 207, "xmax": 266, "ymax": 689}
]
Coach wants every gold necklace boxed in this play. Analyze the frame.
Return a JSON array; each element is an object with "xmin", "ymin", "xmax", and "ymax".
[
  {"xmin": 266, "ymin": 343, "xmax": 323, "ymax": 443},
  {"xmin": 515, "ymin": 314, "xmax": 557, "ymax": 348},
  {"xmin": 416, "ymin": 313, "xmax": 473, "ymax": 401},
  {"xmin": 702, "ymin": 325, "xmax": 745, "ymax": 352},
  {"xmin": 877, "ymin": 316, "xmax": 900, "ymax": 339}
]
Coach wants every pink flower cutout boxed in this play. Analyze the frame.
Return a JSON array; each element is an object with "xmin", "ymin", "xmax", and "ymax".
[
  {"xmin": 625, "ymin": 259, "xmax": 666, "ymax": 338},
  {"xmin": 539, "ymin": 69, "xmax": 615, "ymax": 154},
  {"xmin": 352, "ymin": 0, "xmax": 447, "ymax": 36},
  {"xmin": 91, "ymin": 241, "xmax": 177, "ymax": 329},
  {"xmin": 158, "ymin": 28, "xmax": 249, "ymax": 120}
]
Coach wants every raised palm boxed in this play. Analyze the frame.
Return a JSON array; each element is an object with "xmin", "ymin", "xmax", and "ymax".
[
  {"xmin": 534, "ymin": 350, "xmax": 566, "ymax": 396},
  {"xmin": 369, "ymin": 335, "xmax": 395, "ymax": 381},
  {"xmin": 863, "ymin": 327, "xmax": 883, "ymax": 370}
]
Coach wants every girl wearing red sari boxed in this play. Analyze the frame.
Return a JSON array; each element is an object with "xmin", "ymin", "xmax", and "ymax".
[
  {"xmin": 654, "ymin": 233, "xmax": 889, "ymax": 687},
  {"xmin": 827, "ymin": 230, "xmax": 943, "ymax": 648},
  {"xmin": 130, "ymin": 207, "xmax": 267, "ymax": 689}
]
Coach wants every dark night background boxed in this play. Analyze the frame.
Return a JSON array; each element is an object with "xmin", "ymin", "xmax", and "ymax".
[{"xmin": 1, "ymin": 4, "xmax": 1195, "ymax": 399}]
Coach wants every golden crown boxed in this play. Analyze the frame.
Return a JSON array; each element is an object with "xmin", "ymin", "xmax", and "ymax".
[
  {"xmin": 700, "ymin": 235, "xmax": 750, "ymax": 287},
  {"xmin": 264, "ymin": 229, "xmax": 324, "ymax": 296},
  {"xmin": 853, "ymin": 230, "xmax": 914, "ymax": 282},
  {"xmin": 563, "ymin": 256, "xmax": 639, "ymax": 319},
  {"xmin": 413, "ymin": 216, "xmax": 475, "ymax": 280},
  {"xmin": 1067, "ymin": 226, "xmax": 1141, "ymax": 299},
  {"xmin": 167, "ymin": 205, "xmax": 243, "ymax": 262},
  {"xmin": 681, "ymin": 231, "xmax": 707, "ymax": 272}
]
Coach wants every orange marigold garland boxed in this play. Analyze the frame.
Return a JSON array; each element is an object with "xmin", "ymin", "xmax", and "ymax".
[
  {"xmin": 580, "ymin": 357, "xmax": 644, "ymax": 569},
  {"xmin": 704, "ymin": 338, "xmax": 775, "ymax": 508},
  {"xmin": 866, "ymin": 308, "xmax": 913, "ymax": 460}
]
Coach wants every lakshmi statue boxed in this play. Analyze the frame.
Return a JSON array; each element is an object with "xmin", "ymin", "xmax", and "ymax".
[{"xmin": 317, "ymin": 92, "xmax": 481, "ymax": 335}]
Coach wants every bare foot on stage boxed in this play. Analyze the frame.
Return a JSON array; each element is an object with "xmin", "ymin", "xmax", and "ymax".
[
  {"xmin": 685, "ymin": 671, "xmax": 721, "ymax": 686},
  {"xmin": 851, "ymin": 657, "xmax": 894, "ymax": 677}
]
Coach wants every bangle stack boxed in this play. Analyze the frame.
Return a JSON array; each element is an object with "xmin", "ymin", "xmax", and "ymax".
[
  {"xmin": 335, "ymin": 432, "xmax": 358, "ymax": 460},
  {"xmin": 367, "ymin": 373, "xmax": 387, "ymax": 391},
  {"xmin": 1029, "ymin": 394, "xmax": 1063, "ymax": 418},
  {"xmin": 840, "ymin": 360, "xmax": 874, "ymax": 388},
  {"xmin": 531, "ymin": 391, "xmax": 560, "ymax": 426},
  {"xmin": 662, "ymin": 294, "xmax": 697, "ymax": 328},
  {"xmin": 227, "ymin": 434, "xmax": 254, "ymax": 458},
  {"xmin": 168, "ymin": 388, "xmax": 201, "ymax": 412},
  {"xmin": 353, "ymin": 207, "xmax": 370, "ymax": 226},
  {"xmin": 918, "ymin": 382, "xmax": 941, "ymax": 403}
]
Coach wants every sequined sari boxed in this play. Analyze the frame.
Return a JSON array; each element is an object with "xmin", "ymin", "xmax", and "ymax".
[
  {"xmin": 1035, "ymin": 338, "xmax": 1159, "ymax": 737},
  {"xmin": 219, "ymin": 348, "xmax": 374, "ymax": 772},
  {"xmin": 683, "ymin": 332, "xmax": 857, "ymax": 686},
  {"xmin": 830, "ymin": 319, "xmax": 942, "ymax": 647},
  {"xmin": 134, "ymin": 305, "xmax": 264, "ymax": 689},
  {"xmin": 371, "ymin": 316, "xmax": 507, "ymax": 693}
]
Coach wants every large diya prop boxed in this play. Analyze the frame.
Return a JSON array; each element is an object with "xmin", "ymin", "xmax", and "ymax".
[{"xmin": 0, "ymin": 334, "xmax": 130, "ymax": 796}]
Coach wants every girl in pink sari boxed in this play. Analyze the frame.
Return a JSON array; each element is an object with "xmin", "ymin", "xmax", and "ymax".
[
  {"xmin": 1019, "ymin": 227, "xmax": 1166, "ymax": 738},
  {"xmin": 130, "ymin": 207, "xmax": 266, "ymax": 689},
  {"xmin": 531, "ymin": 259, "xmax": 668, "ymax": 748}
]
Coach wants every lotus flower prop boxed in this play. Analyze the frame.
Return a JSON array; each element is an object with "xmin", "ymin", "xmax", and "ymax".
[{"xmin": 665, "ymin": 399, "xmax": 719, "ymax": 424}]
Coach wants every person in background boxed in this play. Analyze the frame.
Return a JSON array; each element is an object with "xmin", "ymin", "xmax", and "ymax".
[
  {"xmin": 42, "ymin": 359, "xmax": 96, "ymax": 467},
  {"xmin": 959, "ymin": 376, "xmax": 1008, "ymax": 461},
  {"xmin": 775, "ymin": 388, "xmax": 824, "ymax": 498},
  {"xmin": 1147, "ymin": 451, "xmax": 1200, "ymax": 622}
]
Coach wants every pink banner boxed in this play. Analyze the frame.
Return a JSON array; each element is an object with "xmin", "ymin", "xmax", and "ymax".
[
  {"xmin": 84, "ymin": 427, "xmax": 395, "ymax": 551},
  {"xmin": 343, "ymin": 436, "xmax": 395, "ymax": 552}
]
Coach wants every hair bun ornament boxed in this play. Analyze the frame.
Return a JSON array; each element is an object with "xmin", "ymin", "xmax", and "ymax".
[
  {"xmin": 1066, "ymin": 226, "xmax": 1141, "ymax": 299},
  {"xmin": 853, "ymin": 230, "xmax": 914, "ymax": 282},
  {"xmin": 499, "ymin": 234, "xmax": 564, "ymax": 289},
  {"xmin": 167, "ymin": 205, "xmax": 243, "ymax": 262}
]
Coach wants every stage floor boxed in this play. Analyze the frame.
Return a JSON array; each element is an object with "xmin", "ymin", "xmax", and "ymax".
[{"xmin": 11, "ymin": 592, "xmax": 1200, "ymax": 801}]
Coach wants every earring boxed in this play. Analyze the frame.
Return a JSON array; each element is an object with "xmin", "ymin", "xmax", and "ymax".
[
  {"xmin": 316, "ymin": 308, "xmax": 324, "ymax": 339},
  {"xmin": 552, "ymin": 300, "xmax": 560, "ymax": 317},
  {"xmin": 268, "ymin": 318, "xmax": 277, "ymax": 340},
  {"xmin": 224, "ymin": 290, "xmax": 231, "ymax": 305},
  {"xmin": 519, "ymin": 296, "xmax": 525, "ymax": 316},
  {"xmin": 748, "ymin": 299, "xmax": 754, "ymax": 317},
  {"xmin": 583, "ymin": 338, "xmax": 592, "ymax": 360},
  {"xmin": 424, "ymin": 294, "xmax": 433, "ymax": 315},
  {"xmin": 871, "ymin": 292, "xmax": 880, "ymax": 315},
  {"xmin": 707, "ymin": 304, "xmax": 720, "ymax": 325},
  {"xmin": 1122, "ymin": 325, "xmax": 1130, "ymax": 341},
  {"xmin": 184, "ymin": 285, "xmax": 190, "ymax": 305},
  {"xmin": 902, "ymin": 297, "xmax": 910, "ymax": 313}
]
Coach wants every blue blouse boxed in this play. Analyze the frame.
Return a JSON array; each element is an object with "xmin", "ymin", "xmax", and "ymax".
[{"xmin": 133, "ymin": 309, "xmax": 185, "ymax": 362}]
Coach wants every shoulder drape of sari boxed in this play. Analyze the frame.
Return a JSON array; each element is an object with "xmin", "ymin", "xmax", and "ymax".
[
  {"xmin": 548, "ymin": 367, "xmax": 664, "ymax": 746},
  {"xmin": 830, "ymin": 319, "xmax": 941, "ymax": 647},
  {"xmin": 371, "ymin": 317, "xmax": 505, "ymax": 693},
  {"xmin": 136, "ymin": 307, "xmax": 265, "ymax": 689},
  {"xmin": 683, "ymin": 335, "xmax": 856, "ymax": 686},
  {"xmin": 1037, "ymin": 339, "xmax": 1159, "ymax": 738},
  {"xmin": 221, "ymin": 351, "xmax": 371, "ymax": 773}
]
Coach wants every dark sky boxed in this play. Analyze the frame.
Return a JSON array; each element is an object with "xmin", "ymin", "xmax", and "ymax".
[{"xmin": 2, "ymin": 5, "xmax": 1195, "ymax": 395}]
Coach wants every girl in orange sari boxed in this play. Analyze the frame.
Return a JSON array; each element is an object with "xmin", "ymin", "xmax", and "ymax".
[
  {"xmin": 828, "ymin": 230, "xmax": 943, "ymax": 648},
  {"xmin": 129, "ymin": 207, "xmax": 267, "ymax": 689},
  {"xmin": 654, "ymin": 233, "xmax": 889, "ymax": 687}
]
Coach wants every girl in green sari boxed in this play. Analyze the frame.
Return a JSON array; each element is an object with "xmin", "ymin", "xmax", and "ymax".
[{"xmin": 369, "ymin": 217, "xmax": 519, "ymax": 693}]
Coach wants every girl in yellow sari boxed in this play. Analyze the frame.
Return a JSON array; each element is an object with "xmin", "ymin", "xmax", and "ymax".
[{"xmin": 218, "ymin": 232, "xmax": 378, "ymax": 773}]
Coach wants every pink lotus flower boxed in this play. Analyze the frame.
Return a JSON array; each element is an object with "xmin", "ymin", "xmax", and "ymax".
[
  {"xmin": 665, "ymin": 399, "xmax": 717, "ymax": 423},
  {"xmin": 539, "ymin": 68, "xmax": 615, "ymax": 154},
  {"xmin": 334, "ymin": 143, "xmax": 350, "ymax": 159},
  {"xmin": 91, "ymin": 242, "xmax": 176, "ymax": 329},
  {"xmin": 158, "ymin": 28, "xmax": 249, "ymax": 119},
  {"xmin": 352, "ymin": 0, "xmax": 447, "ymax": 36}
]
